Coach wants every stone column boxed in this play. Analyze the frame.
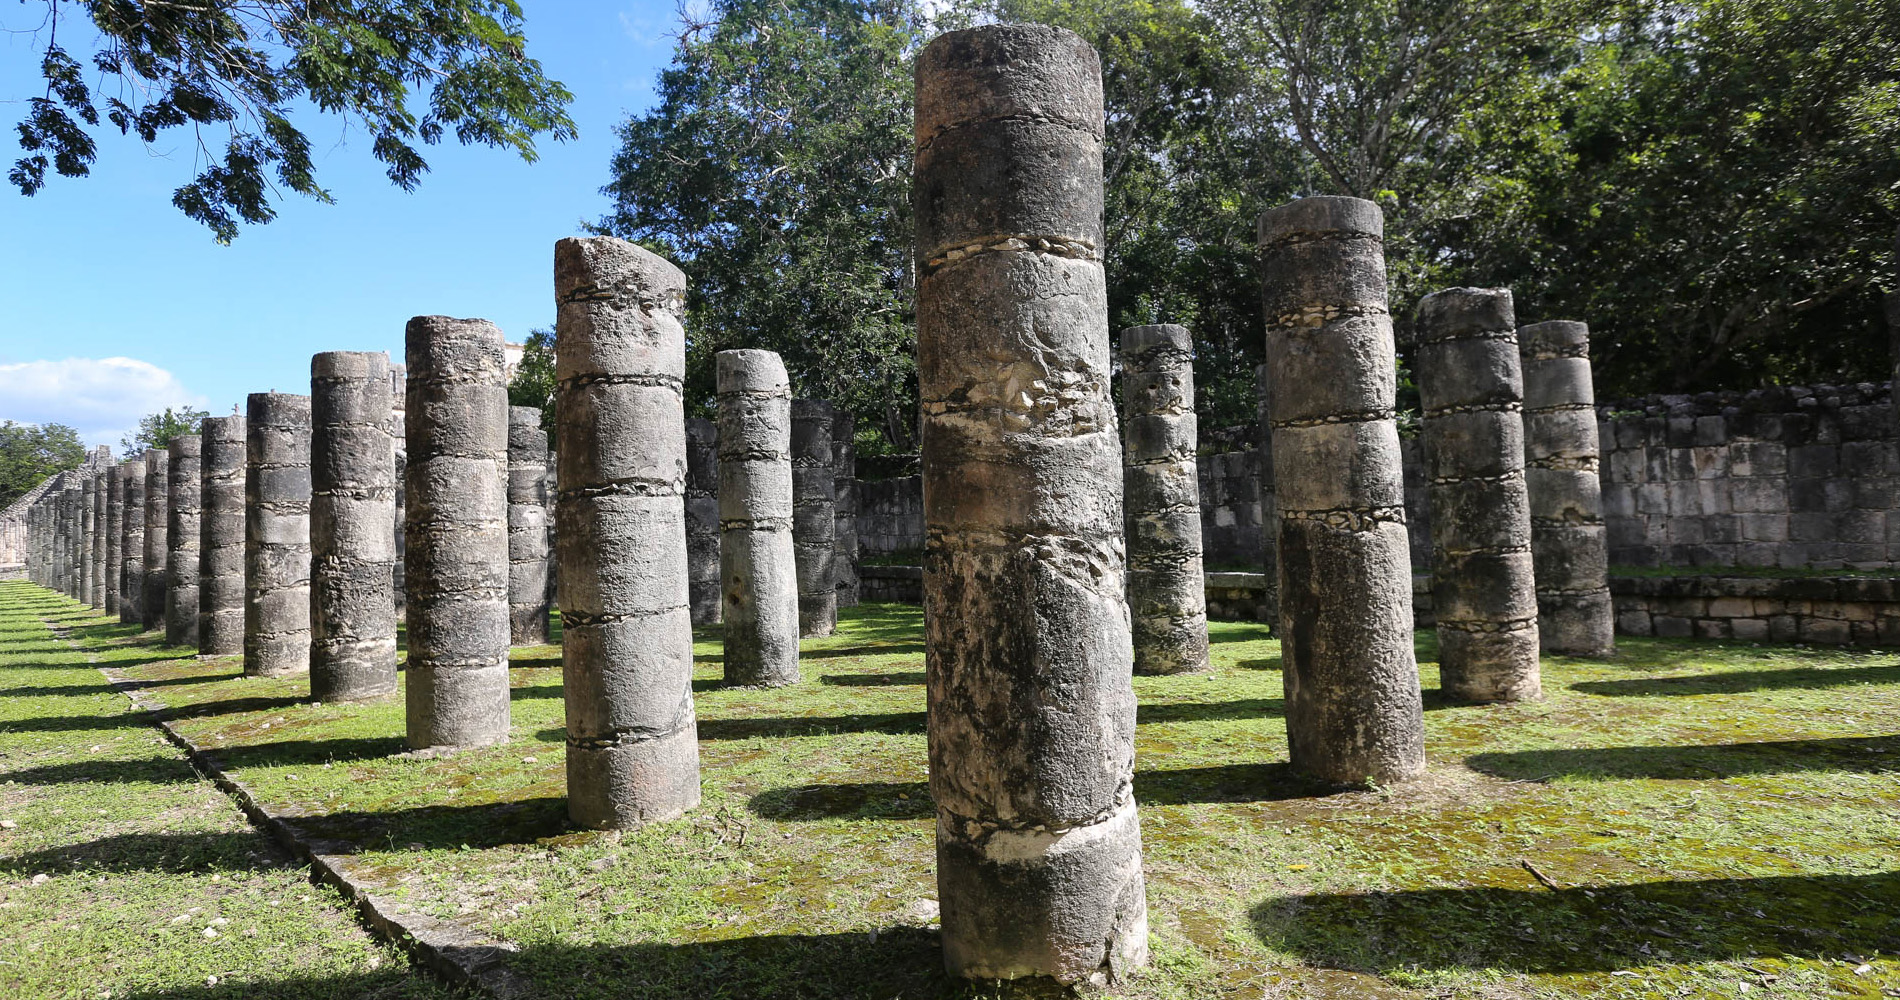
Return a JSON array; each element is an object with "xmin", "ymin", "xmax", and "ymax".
[
  {"xmin": 89, "ymin": 471, "xmax": 106, "ymax": 607},
  {"xmin": 791, "ymin": 399, "xmax": 837, "ymax": 638},
  {"xmin": 142, "ymin": 450, "xmax": 169, "ymax": 631},
  {"xmin": 833, "ymin": 408, "xmax": 860, "ymax": 608},
  {"xmin": 1259, "ymin": 195, "xmax": 1425, "ymax": 784},
  {"xmin": 1255, "ymin": 363, "xmax": 1280, "ymax": 628},
  {"xmin": 77, "ymin": 472, "xmax": 94, "ymax": 604},
  {"xmin": 716, "ymin": 350, "xmax": 800, "ymax": 687},
  {"xmin": 553, "ymin": 237, "xmax": 700, "ymax": 827},
  {"xmin": 120, "ymin": 460, "xmax": 144, "ymax": 625},
  {"xmin": 684, "ymin": 416, "xmax": 722, "ymax": 625},
  {"xmin": 166, "ymin": 435, "xmax": 202, "ymax": 647},
  {"xmin": 1416, "ymin": 289, "xmax": 1542, "ymax": 702},
  {"xmin": 916, "ymin": 25, "xmax": 1148, "ymax": 985},
  {"xmin": 1519, "ymin": 320, "xmax": 1614, "ymax": 656},
  {"xmin": 405, "ymin": 316, "xmax": 511, "ymax": 749},
  {"xmin": 199, "ymin": 415, "xmax": 247, "ymax": 655},
  {"xmin": 245, "ymin": 393, "xmax": 313, "ymax": 677},
  {"xmin": 507, "ymin": 405, "xmax": 552, "ymax": 645},
  {"xmin": 390, "ymin": 364, "xmax": 408, "ymax": 621},
  {"xmin": 1121, "ymin": 324, "xmax": 1211, "ymax": 675},
  {"xmin": 311, "ymin": 352, "xmax": 399, "ymax": 701},
  {"xmin": 105, "ymin": 466, "xmax": 123, "ymax": 614},
  {"xmin": 59, "ymin": 481, "xmax": 77, "ymax": 597}
]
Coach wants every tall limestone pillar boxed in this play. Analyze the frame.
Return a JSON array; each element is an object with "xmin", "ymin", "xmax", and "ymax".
[
  {"xmin": 1416, "ymin": 289, "xmax": 1542, "ymax": 702},
  {"xmin": 166, "ymin": 435, "xmax": 202, "ymax": 647},
  {"xmin": 89, "ymin": 470, "xmax": 106, "ymax": 607},
  {"xmin": 79, "ymin": 471, "xmax": 95, "ymax": 603},
  {"xmin": 1519, "ymin": 320, "xmax": 1614, "ymax": 656},
  {"xmin": 1254, "ymin": 363, "xmax": 1280, "ymax": 628},
  {"xmin": 716, "ymin": 350, "xmax": 800, "ymax": 687},
  {"xmin": 391, "ymin": 364, "xmax": 408, "ymax": 621},
  {"xmin": 1121, "ymin": 324, "xmax": 1211, "ymax": 675},
  {"xmin": 684, "ymin": 416, "xmax": 722, "ymax": 625},
  {"xmin": 554, "ymin": 237, "xmax": 701, "ymax": 827},
  {"xmin": 405, "ymin": 317, "xmax": 512, "ymax": 749},
  {"xmin": 1259, "ymin": 195, "xmax": 1425, "ymax": 784},
  {"xmin": 311, "ymin": 351, "xmax": 399, "ymax": 701},
  {"xmin": 790, "ymin": 399, "xmax": 837, "ymax": 638},
  {"xmin": 142, "ymin": 450, "xmax": 169, "ymax": 631},
  {"xmin": 105, "ymin": 465, "xmax": 123, "ymax": 614},
  {"xmin": 245, "ymin": 393, "xmax": 313, "ymax": 676},
  {"xmin": 915, "ymin": 25, "xmax": 1148, "ymax": 985},
  {"xmin": 507, "ymin": 406, "xmax": 552, "ymax": 645},
  {"xmin": 199, "ymin": 415, "xmax": 247, "ymax": 655},
  {"xmin": 832, "ymin": 408, "xmax": 860, "ymax": 608},
  {"xmin": 120, "ymin": 461, "xmax": 144, "ymax": 625}
]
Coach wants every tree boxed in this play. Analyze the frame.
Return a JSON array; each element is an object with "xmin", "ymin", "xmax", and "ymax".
[
  {"xmin": 599, "ymin": 0, "xmax": 923, "ymax": 452},
  {"xmin": 506, "ymin": 328, "xmax": 555, "ymax": 431},
  {"xmin": 0, "ymin": 421, "xmax": 85, "ymax": 507},
  {"xmin": 11, "ymin": 1, "xmax": 576, "ymax": 242},
  {"xmin": 121, "ymin": 407, "xmax": 212, "ymax": 455}
]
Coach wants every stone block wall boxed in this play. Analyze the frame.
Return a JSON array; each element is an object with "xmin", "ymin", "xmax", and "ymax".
[
  {"xmin": 1197, "ymin": 451, "xmax": 1265, "ymax": 569},
  {"xmin": 857, "ymin": 476, "xmax": 923, "ymax": 558},
  {"xmin": 1597, "ymin": 383, "xmax": 1897, "ymax": 570},
  {"xmin": 1610, "ymin": 574, "xmax": 1900, "ymax": 646},
  {"xmin": 859, "ymin": 564, "xmax": 922, "ymax": 604}
]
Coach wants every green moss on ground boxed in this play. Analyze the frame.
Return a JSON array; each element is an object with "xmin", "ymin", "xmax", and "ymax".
[
  {"xmin": 7, "ymin": 580, "xmax": 1900, "ymax": 999},
  {"xmin": 0, "ymin": 584, "xmax": 454, "ymax": 1000}
]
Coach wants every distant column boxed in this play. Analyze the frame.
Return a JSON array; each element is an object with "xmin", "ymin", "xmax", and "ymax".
[
  {"xmin": 89, "ymin": 470, "xmax": 106, "ymax": 607},
  {"xmin": 390, "ymin": 364, "xmax": 408, "ymax": 622},
  {"xmin": 1255, "ymin": 363, "xmax": 1280, "ymax": 628},
  {"xmin": 310, "ymin": 351, "xmax": 399, "ymax": 701},
  {"xmin": 405, "ymin": 316, "xmax": 512, "ymax": 749},
  {"xmin": 166, "ymin": 435, "xmax": 202, "ymax": 647},
  {"xmin": 1519, "ymin": 320, "xmax": 1614, "ymax": 656},
  {"xmin": 78, "ymin": 471, "xmax": 95, "ymax": 603},
  {"xmin": 790, "ymin": 399, "xmax": 837, "ymax": 638},
  {"xmin": 119, "ymin": 461, "xmax": 144, "ymax": 625},
  {"xmin": 716, "ymin": 349, "xmax": 800, "ymax": 687},
  {"xmin": 832, "ymin": 408, "xmax": 860, "ymax": 608},
  {"xmin": 198, "ymin": 415, "xmax": 247, "ymax": 655},
  {"xmin": 507, "ymin": 405, "xmax": 552, "ymax": 645},
  {"xmin": 142, "ymin": 450, "xmax": 169, "ymax": 631},
  {"xmin": 684, "ymin": 416, "xmax": 722, "ymax": 625},
  {"xmin": 554, "ymin": 237, "xmax": 700, "ymax": 827},
  {"xmin": 1121, "ymin": 324, "xmax": 1211, "ymax": 675},
  {"xmin": 1259, "ymin": 195, "xmax": 1425, "ymax": 784},
  {"xmin": 916, "ymin": 24, "xmax": 1149, "ymax": 984},
  {"xmin": 59, "ymin": 480, "xmax": 77, "ymax": 598},
  {"xmin": 1416, "ymin": 288, "xmax": 1542, "ymax": 703},
  {"xmin": 105, "ymin": 466, "xmax": 123, "ymax": 615},
  {"xmin": 245, "ymin": 393, "xmax": 313, "ymax": 676}
]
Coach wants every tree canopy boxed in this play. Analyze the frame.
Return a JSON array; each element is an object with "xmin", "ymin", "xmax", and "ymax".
[
  {"xmin": 121, "ymin": 407, "xmax": 211, "ymax": 455},
  {"xmin": 10, "ymin": 1, "xmax": 576, "ymax": 242},
  {"xmin": 0, "ymin": 421, "xmax": 85, "ymax": 507}
]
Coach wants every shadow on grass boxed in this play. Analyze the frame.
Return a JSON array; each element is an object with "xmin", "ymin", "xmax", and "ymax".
[
  {"xmin": 159, "ymin": 695, "xmax": 312, "ymax": 720},
  {"xmin": 1236, "ymin": 656, "xmax": 1282, "ymax": 671},
  {"xmin": 286, "ymin": 796, "xmax": 571, "ymax": 852},
  {"xmin": 800, "ymin": 642, "xmax": 926, "ymax": 661},
  {"xmin": 1466, "ymin": 735, "xmax": 1900, "ymax": 781},
  {"xmin": 0, "ymin": 710, "xmax": 149, "ymax": 733},
  {"xmin": 511, "ymin": 677, "xmax": 725, "ymax": 700},
  {"xmin": 0, "ymin": 829, "xmax": 284, "ymax": 877},
  {"xmin": 1572, "ymin": 663, "xmax": 1900, "ymax": 697},
  {"xmin": 1253, "ymin": 871, "xmax": 1900, "ymax": 975},
  {"xmin": 750, "ymin": 762, "xmax": 1346, "ymax": 820},
  {"xmin": 1, "ymin": 753, "xmax": 200, "ymax": 786},
  {"xmin": 822, "ymin": 671, "xmax": 927, "ymax": 687},
  {"xmin": 211, "ymin": 735, "xmax": 412, "ymax": 769},
  {"xmin": 699, "ymin": 711, "xmax": 927, "ymax": 740},
  {"xmin": 1137, "ymin": 698, "xmax": 1281, "ymax": 724}
]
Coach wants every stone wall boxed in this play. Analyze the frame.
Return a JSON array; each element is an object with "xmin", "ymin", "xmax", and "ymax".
[
  {"xmin": 1611, "ymin": 574, "xmax": 1900, "ymax": 645},
  {"xmin": 859, "ymin": 564, "xmax": 922, "ymax": 604},
  {"xmin": 857, "ymin": 476, "xmax": 923, "ymax": 558}
]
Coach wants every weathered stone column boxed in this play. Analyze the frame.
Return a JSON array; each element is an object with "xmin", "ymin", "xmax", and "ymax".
[
  {"xmin": 1416, "ymin": 288, "xmax": 1542, "ymax": 702},
  {"xmin": 1259, "ymin": 195, "xmax": 1425, "ymax": 784},
  {"xmin": 390, "ymin": 364, "xmax": 408, "ymax": 621},
  {"xmin": 105, "ymin": 465, "xmax": 123, "ymax": 614},
  {"xmin": 405, "ymin": 316, "xmax": 511, "ymax": 749},
  {"xmin": 716, "ymin": 350, "xmax": 800, "ymax": 687},
  {"xmin": 554, "ymin": 237, "xmax": 701, "ymax": 826},
  {"xmin": 166, "ymin": 435, "xmax": 202, "ymax": 647},
  {"xmin": 1121, "ymin": 324, "xmax": 1210, "ymax": 675},
  {"xmin": 199, "ymin": 415, "xmax": 247, "ymax": 655},
  {"xmin": 245, "ymin": 393, "xmax": 313, "ymax": 676},
  {"xmin": 89, "ymin": 471, "xmax": 106, "ymax": 607},
  {"xmin": 1519, "ymin": 320, "xmax": 1614, "ymax": 656},
  {"xmin": 60, "ymin": 480, "xmax": 78, "ymax": 598},
  {"xmin": 120, "ymin": 460, "xmax": 144, "ymax": 625},
  {"xmin": 311, "ymin": 352, "xmax": 399, "ymax": 701},
  {"xmin": 683, "ymin": 416, "xmax": 722, "ymax": 625},
  {"xmin": 142, "ymin": 450, "xmax": 169, "ymax": 631},
  {"xmin": 916, "ymin": 25, "xmax": 1148, "ymax": 985},
  {"xmin": 507, "ymin": 406, "xmax": 552, "ymax": 645},
  {"xmin": 832, "ymin": 408, "xmax": 860, "ymax": 608},
  {"xmin": 1254, "ymin": 363, "xmax": 1280, "ymax": 628},
  {"xmin": 790, "ymin": 399, "xmax": 837, "ymax": 638}
]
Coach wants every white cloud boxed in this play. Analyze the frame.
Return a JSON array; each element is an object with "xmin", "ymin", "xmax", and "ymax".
[{"xmin": 0, "ymin": 357, "xmax": 208, "ymax": 452}]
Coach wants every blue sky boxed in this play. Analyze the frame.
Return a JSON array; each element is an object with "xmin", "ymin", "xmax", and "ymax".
[{"xmin": 0, "ymin": 3, "xmax": 684, "ymax": 449}]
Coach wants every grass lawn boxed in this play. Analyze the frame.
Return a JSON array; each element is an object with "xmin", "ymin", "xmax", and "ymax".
[{"xmin": 4, "ymin": 577, "xmax": 1898, "ymax": 999}]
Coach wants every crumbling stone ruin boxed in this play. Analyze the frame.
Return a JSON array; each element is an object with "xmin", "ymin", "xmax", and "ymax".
[
  {"xmin": 1121, "ymin": 323, "xmax": 1211, "ymax": 675},
  {"xmin": 1520, "ymin": 320, "xmax": 1614, "ymax": 656}
]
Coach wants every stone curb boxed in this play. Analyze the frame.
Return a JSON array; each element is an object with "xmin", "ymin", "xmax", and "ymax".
[{"xmin": 65, "ymin": 629, "xmax": 535, "ymax": 998}]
